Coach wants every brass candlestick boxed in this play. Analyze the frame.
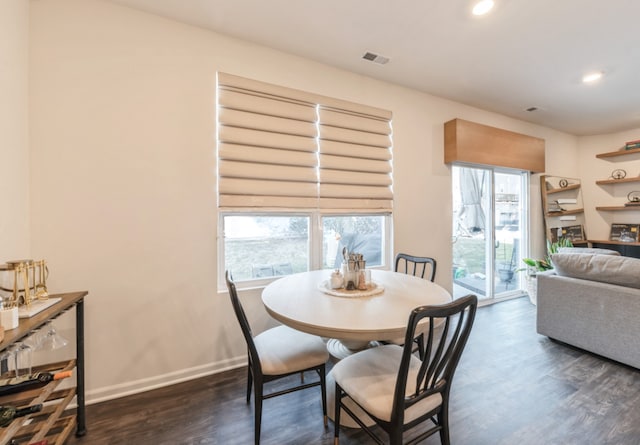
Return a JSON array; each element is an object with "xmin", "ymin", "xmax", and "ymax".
[{"xmin": 35, "ymin": 260, "xmax": 49, "ymax": 300}]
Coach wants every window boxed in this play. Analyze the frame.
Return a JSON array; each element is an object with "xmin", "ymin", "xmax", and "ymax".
[
  {"xmin": 322, "ymin": 215, "xmax": 386, "ymax": 269},
  {"xmin": 222, "ymin": 213, "xmax": 388, "ymax": 283},
  {"xmin": 223, "ymin": 214, "xmax": 309, "ymax": 281},
  {"xmin": 217, "ymin": 73, "xmax": 393, "ymax": 283}
]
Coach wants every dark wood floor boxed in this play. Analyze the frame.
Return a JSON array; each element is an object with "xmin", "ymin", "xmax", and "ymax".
[{"xmin": 67, "ymin": 297, "xmax": 640, "ymax": 445}]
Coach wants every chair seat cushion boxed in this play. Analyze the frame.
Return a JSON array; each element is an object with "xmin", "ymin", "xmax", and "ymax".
[
  {"xmin": 332, "ymin": 344, "xmax": 442, "ymax": 422},
  {"xmin": 254, "ymin": 325, "xmax": 329, "ymax": 375}
]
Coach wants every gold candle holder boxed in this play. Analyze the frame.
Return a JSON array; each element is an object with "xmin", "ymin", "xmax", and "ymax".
[
  {"xmin": 0, "ymin": 259, "xmax": 49, "ymax": 308},
  {"xmin": 35, "ymin": 260, "xmax": 49, "ymax": 300}
]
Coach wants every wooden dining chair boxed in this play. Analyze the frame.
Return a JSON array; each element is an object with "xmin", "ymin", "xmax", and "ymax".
[
  {"xmin": 389, "ymin": 253, "xmax": 438, "ymax": 358},
  {"xmin": 395, "ymin": 253, "xmax": 437, "ymax": 282},
  {"xmin": 333, "ymin": 294, "xmax": 478, "ymax": 445},
  {"xmin": 225, "ymin": 271, "xmax": 329, "ymax": 445}
]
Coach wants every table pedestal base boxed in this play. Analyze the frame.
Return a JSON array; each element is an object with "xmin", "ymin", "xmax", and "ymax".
[{"xmin": 326, "ymin": 338, "xmax": 380, "ymax": 361}]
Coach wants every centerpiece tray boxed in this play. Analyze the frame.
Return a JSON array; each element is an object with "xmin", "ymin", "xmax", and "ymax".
[{"xmin": 318, "ymin": 281, "xmax": 384, "ymax": 298}]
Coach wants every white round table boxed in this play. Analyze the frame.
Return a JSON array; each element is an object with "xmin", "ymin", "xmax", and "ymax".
[{"xmin": 262, "ymin": 269, "xmax": 451, "ymax": 357}]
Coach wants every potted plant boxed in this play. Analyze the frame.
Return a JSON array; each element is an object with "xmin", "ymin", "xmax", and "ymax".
[{"xmin": 519, "ymin": 238, "xmax": 573, "ymax": 305}]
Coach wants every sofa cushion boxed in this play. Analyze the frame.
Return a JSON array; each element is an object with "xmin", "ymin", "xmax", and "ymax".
[
  {"xmin": 551, "ymin": 253, "xmax": 640, "ymax": 289},
  {"xmin": 557, "ymin": 247, "xmax": 620, "ymax": 256}
]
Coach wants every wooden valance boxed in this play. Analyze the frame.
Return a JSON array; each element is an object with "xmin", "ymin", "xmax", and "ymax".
[{"xmin": 444, "ymin": 118, "xmax": 545, "ymax": 172}]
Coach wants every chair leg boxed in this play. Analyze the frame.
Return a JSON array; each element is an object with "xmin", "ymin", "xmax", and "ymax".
[
  {"xmin": 389, "ymin": 428, "xmax": 403, "ymax": 445},
  {"xmin": 333, "ymin": 382, "xmax": 341, "ymax": 445},
  {"xmin": 254, "ymin": 381, "xmax": 263, "ymax": 445},
  {"xmin": 246, "ymin": 366, "xmax": 253, "ymax": 403},
  {"xmin": 438, "ymin": 411, "xmax": 450, "ymax": 445},
  {"xmin": 319, "ymin": 367, "xmax": 327, "ymax": 427}
]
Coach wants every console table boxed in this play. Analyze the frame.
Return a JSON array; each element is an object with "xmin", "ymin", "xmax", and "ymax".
[{"xmin": 0, "ymin": 291, "xmax": 88, "ymax": 444}]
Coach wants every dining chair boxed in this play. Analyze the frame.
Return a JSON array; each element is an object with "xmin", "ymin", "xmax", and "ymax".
[
  {"xmin": 390, "ymin": 253, "xmax": 438, "ymax": 358},
  {"xmin": 332, "ymin": 294, "xmax": 478, "ymax": 445},
  {"xmin": 225, "ymin": 271, "xmax": 329, "ymax": 445},
  {"xmin": 395, "ymin": 253, "xmax": 437, "ymax": 282}
]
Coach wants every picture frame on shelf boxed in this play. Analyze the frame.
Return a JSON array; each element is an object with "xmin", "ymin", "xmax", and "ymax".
[
  {"xmin": 609, "ymin": 223, "xmax": 639, "ymax": 242},
  {"xmin": 550, "ymin": 225, "xmax": 585, "ymax": 243}
]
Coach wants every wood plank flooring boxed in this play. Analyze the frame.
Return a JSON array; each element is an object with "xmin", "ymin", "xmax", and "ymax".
[{"xmin": 66, "ymin": 297, "xmax": 640, "ymax": 445}]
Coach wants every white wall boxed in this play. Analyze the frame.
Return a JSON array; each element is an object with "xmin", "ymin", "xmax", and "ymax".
[
  {"xmin": 29, "ymin": 0, "xmax": 578, "ymax": 402},
  {"xmin": 0, "ymin": 1, "xmax": 30, "ymax": 257}
]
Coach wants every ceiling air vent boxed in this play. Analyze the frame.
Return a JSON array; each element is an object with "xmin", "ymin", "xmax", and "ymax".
[{"xmin": 362, "ymin": 52, "xmax": 389, "ymax": 65}]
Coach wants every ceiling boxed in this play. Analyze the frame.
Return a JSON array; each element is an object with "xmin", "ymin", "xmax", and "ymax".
[{"xmin": 105, "ymin": 0, "xmax": 640, "ymax": 136}]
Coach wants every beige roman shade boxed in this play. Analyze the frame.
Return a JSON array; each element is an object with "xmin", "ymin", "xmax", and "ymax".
[{"xmin": 217, "ymin": 73, "xmax": 393, "ymax": 211}]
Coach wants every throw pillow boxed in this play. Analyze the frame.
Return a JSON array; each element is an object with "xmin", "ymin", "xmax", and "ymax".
[{"xmin": 551, "ymin": 253, "xmax": 640, "ymax": 289}]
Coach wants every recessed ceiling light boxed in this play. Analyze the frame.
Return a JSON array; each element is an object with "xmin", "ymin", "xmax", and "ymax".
[
  {"xmin": 582, "ymin": 71, "xmax": 604, "ymax": 83},
  {"xmin": 472, "ymin": 0, "xmax": 494, "ymax": 16}
]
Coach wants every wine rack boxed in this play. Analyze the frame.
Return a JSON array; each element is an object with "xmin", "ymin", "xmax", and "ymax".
[{"xmin": 0, "ymin": 292, "xmax": 87, "ymax": 445}]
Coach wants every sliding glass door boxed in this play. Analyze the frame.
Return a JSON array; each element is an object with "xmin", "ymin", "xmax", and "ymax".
[{"xmin": 452, "ymin": 165, "xmax": 528, "ymax": 301}]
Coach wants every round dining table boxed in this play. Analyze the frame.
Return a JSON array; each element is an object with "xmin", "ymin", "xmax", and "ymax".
[
  {"xmin": 262, "ymin": 269, "xmax": 453, "ymax": 427},
  {"xmin": 262, "ymin": 269, "xmax": 452, "ymax": 359}
]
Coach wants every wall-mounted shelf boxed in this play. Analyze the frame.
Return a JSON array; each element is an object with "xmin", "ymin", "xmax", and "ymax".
[
  {"xmin": 596, "ymin": 147, "xmax": 640, "ymax": 159},
  {"xmin": 594, "ymin": 146, "xmax": 640, "ymax": 255},
  {"xmin": 546, "ymin": 184, "xmax": 581, "ymax": 194},
  {"xmin": 540, "ymin": 175, "xmax": 587, "ymax": 244},
  {"xmin": 545, "ymin": 208, "xmax": 584, "ymax": 217},
  {"xmin": 596, "ymin": 176, "xmax": 640, "ymax": 185},
  {"xmin": 596, "ymin": 206, "xmax": 640, "ymax": 211}
]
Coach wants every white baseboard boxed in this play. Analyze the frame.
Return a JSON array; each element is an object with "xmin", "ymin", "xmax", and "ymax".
[{"xmin": 85, "ymin": 355, "xmax": 247, "ymax": 405}]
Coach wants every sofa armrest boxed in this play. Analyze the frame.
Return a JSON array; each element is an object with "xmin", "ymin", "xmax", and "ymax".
[
  {"xmin": 535, "ymin": 269, "xmax": 556, "ymax": 277},
  {"xmin": 537, "ymin": 273, "xmax": 640, "ymax": 369}
]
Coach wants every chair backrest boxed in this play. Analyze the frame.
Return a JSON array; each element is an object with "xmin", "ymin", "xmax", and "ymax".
[
  {"xmin": 225, "ymin": 271, "xmax": 262, "ymax": 374},
  {"xmin": 392, "ymin": 294, "xmax": 478, "ymax": 424},
  {"xmin": 395, "ymin": 253, "xmax": 437, "ymax": 282}
]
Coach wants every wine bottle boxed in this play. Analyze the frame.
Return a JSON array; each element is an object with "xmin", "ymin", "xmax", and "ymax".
[
  {"xmin": 0, "ymin": 370, "xmax": 73, "ymax": 396},
  {"xmin": 0, "ymin": 403, "xmax": 43, "ymax": 427}
]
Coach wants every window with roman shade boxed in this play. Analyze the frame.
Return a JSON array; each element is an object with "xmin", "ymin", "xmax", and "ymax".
[{"xmin": 217, "ymin": 73, "xmax": 393, "ymax": 212}]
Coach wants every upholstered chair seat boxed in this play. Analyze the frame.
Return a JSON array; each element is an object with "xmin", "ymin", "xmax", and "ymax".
[
  {"xmin": 332, "ymin": 344, "xmax": 442, "ymax": 423},
  {"xmin": 254, "ymin": 325, "xmax": 329, "ymax": 375}
]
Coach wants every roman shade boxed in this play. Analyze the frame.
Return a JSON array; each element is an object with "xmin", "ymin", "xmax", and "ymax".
[{"xmin": 217, "ymin": 73, "xmax": 393, "ymax": 211}]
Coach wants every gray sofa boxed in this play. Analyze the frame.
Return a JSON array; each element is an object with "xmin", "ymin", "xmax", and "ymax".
[{"xmin": 537, "ymin": 252, "xmax": 640, "ymax": 369}]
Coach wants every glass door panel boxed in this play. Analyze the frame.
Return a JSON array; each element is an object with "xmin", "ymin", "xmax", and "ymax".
[
  {"xmin": 452, "ymin": 166, "xmax": 492, "ymax": 299},
  {"xmin": 452, "ymin": 166, "xmax": 527, "ymax": 301},
  {"xmin": 493, "ymin": 172, "xmax": 524, "ymax": 298}
]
